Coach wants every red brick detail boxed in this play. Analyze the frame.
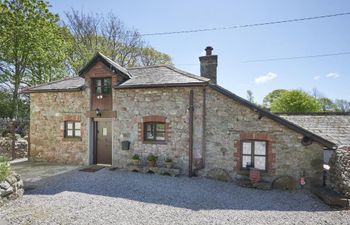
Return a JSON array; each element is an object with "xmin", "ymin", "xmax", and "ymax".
[
  {"xmin": 234, "ymin": 132, "xmax": 276, "ymax": 175},
  {"xmin": 63, "ymin": 115, "xmax": 81, "ymax": 121},
  {"xmin": 143, "ymin": 115, "xmax": 166, "ymax": 123},
  {"xmin": 138, "ymin": 122, "xmax": 144, "ymax": 142}
]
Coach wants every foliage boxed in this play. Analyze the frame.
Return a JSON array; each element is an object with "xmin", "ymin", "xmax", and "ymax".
[
  {"xmin": 334, "ymin": 99, "xmax": 350, "ymax": 112},
  {"xmin": 262, "ymin": 89, "xmax": 288, "ymax": 109},
  {"xmin": 0, "ymin": 0, "xmax": 72, "ymax": 119},
  {"xmin": 147, "ymin": 154, "xmax": 158, "ymax": 162},
  {"xmin": 0, "ymin": 155, "xmax": 10, "ymax": 182},
  {"xmin": 132, "ymin": 154, "xmax": 140, "ymax": 160},
  {"xmin": 318, "ymin": 97, "xmax": 337, "ymax": 112},
  {"xmin": 0, "ymin": 89, "xmax": 29, "ymax": 119},
  {"xmin": 64, "ymin": 10, "xmax": 172, "ymax": 74},
  {"xmin": 270, "ymin": 90, "xmax": 321, "ymax": 113}
]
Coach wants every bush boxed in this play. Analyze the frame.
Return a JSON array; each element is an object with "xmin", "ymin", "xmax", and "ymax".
[
  {"xmin": 132, "ymin": 154, "xmax": 140, "ymax": 160},
  {"xmin": 0, "ymin": 155, "xmax": 10, "ymax": 181},
  {"xmin": 147, "ymin": 154, "xmax": 157, "ymax": 162}
]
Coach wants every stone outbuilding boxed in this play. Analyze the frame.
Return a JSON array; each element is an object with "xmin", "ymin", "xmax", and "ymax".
[{"xmin": 24, "ymin": 47, "xmax": 341, "ymax": 187}]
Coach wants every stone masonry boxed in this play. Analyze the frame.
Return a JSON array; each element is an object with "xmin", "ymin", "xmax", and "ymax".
[
  {"xmin": 329, "ymin": 146, "xmax": 350, "ymax": 197},
  {"xmin": 30, "ymin": 91, "xmax": 89, "ymax": 164},
  {"xmin": 0, "ymin": 171, "xmax": 24, "ymax": 207}
]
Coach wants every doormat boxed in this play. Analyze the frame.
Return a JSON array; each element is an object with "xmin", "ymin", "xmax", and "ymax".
[{"xmin": 79, "ymin": 165, "xmax": 105, "ymax": 172}]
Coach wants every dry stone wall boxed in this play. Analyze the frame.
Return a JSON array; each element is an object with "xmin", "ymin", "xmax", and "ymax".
[
  {"xmin": 0, "ymin": 171, "xmax": 24, "ymax": 207},
  {"xmin": 329, "ymin": 146, "xmax": 350, "ymax": 197}
]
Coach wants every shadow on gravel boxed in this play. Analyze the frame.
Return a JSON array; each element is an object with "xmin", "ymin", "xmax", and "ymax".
[{"xmin": 25, "ymin": 168, "xmax": 333, "ymax": 212}]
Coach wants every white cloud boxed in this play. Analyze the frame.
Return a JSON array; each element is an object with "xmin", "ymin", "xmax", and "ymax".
[
  {"xmin": 255, "ymin": 72, "xmax": 278, "ymax": 84},
  {"xmin": 313, "ymin": 76, "xmax": 320, "ymax": 80},
  {"xmin": 326, "ymin": 73, "xmax": 340, "ymax": 78}
]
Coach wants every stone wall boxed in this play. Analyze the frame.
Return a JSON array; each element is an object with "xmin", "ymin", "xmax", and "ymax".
[
  {"xmin": 0, "ymin": 171, "xmax": 24, "ymax": 207},
  {"xmin": 329, "ymin": 146, "xmax": 350, "ymax": 197},
  {"xmin": 203, "ymin": 88, "xmax": 324, "ymax": 185},
  {"xmin": 0, "ymin": 137, "xmax": 28, "ymax": 159},
  {"xmin": 112, "ymin": 87, "xmax": 205, "ymax": 174},
  {"xmin": 30, "ymin": 91, "xmax": 89, "ymax": 164}
]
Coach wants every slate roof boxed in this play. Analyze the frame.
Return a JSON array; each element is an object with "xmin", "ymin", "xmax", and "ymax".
[
  {"xmin": 22, "ymin": 77, "xmax": 85, "ymax": 93},
  {"xmin": 278, "ymin": 113, "xmax": 350, "ymax": 147},
  {"xmin": 116, "ymin": 65, "xmax": 209, "ymax": 88}
]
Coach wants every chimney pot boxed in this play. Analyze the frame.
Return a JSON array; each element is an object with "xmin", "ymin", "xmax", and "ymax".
[
  {"xmin": 205, "ymin": 46, "xmax": 213, "ymax": 56},
  {"xmin": 199, "ymin": 46, "xmax": 218, "ymax": 84}
]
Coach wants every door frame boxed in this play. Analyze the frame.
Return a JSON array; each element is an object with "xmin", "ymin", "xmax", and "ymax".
[{"xmin": 93, "ymin": 118, "xmax": 113, "ymax": 165}]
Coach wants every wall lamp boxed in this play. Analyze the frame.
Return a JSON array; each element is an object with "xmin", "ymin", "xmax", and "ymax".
[{"xmin": 95, "ymin": 108, "xmax": 102, "ymax": 117}]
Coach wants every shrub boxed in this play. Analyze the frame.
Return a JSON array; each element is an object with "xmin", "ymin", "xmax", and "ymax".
[
  {"xmin": 147, "ymin": 154, "xmax": 157, "ymax": 162},
  {"xmin": 132, "ymin": 154, "xmax": 140, "ymax": 160},
  {"xmin": 0, "ymin": 155, "xmax": 10, "ymax": 182}
]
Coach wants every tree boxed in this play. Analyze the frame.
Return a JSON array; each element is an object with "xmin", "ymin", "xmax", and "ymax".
[
  {"xmin": 318, "ymin": 97, "xmax": 337, "ymax": 112},
  {"xmin": 262, "ymin": 89, "xmax": 288, "ymax": 109},
  {"xmin": 246, "ymin": 90, "xmax": 254, "ymax": 103},
  {"xmin": 270, "ymin": 90, "xmax": 321, "ymax": 113},
  {"xmin": 64, "ymin": 10, "xmax": 172, "ymax": 74},
  {"xmin": 334, "ymin": 99, "xmax": 350, "ymax": 112},
  {"xmin": 0, "ymin": 0, "xmax": 71, "ymax": 119}
]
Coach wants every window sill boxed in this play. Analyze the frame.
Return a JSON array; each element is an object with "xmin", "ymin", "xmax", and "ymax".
[
  {"xmin": 63, "ymin": 137, "xmax": 82, "ymax": 142},
  {"xmin": 238, "ymin": 168, "xmax": 268, "ymax": 175},
  {"xmin": 143, "ymin": 140, "xmax": 167, "ymax": 145}
]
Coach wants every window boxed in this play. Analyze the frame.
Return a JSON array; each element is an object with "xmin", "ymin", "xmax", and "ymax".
[
  {"xmin": 94, "ymin": 78, "xmax": 111, "ymax": 95},
  {"xmin": 241, "ymin": 141, "xmax": 267, "ymax": 170},
  {"xmin": 144, "ymin": 122, "xmax": 165, "ymax": 142},
  {"xmin": 64, "ymin": 121, "xmax": 81, "ymax": 138}
]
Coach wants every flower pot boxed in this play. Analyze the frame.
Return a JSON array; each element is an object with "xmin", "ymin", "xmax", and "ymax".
[
  {"xmin": 148, "ymin": 160, "xmax": 156, "ymax": 167},
  {"xmin": 132, "ymin": 159, "xmax": 140, "ymax": 166},
  {"xmin": 165, "ymin": 162, "xmax": 172, "ymax": 169}
]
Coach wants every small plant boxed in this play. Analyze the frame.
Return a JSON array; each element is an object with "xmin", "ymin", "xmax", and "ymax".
[
  {"xmin": 0, "ymin": 156, "xmax": 10, "ymax": 182},
  {"xmin": 132, "ymin": 154, "xmax": 140, "ymax": 160},
  {"xmin": 147, "ymin": 154, "xmax": 158, "ymax": 162},
  {"xmin": 164, "ymin": 158, "xmax": 173, "ymax": 169},
  {"xmin": 147, "ymin": 154, "xmax": 158, "ymax": 167}
]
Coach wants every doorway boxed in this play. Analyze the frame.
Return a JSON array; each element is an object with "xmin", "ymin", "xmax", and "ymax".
[{"xmin": 94, "ymin": 119, "xmax": 112, "ymax": 165}]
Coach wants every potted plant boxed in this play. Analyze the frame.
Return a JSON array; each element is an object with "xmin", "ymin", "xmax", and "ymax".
[
  {"xmin": 132, "ymin": 154, "xmax": 140, "ymax": 166},
  {"xmin": 147, "ymin": 154, "xmax": 158, "ymax": 167},
  {"xmin": 164, "ymin": 158, "xmax": 173, "ymax": 169}
]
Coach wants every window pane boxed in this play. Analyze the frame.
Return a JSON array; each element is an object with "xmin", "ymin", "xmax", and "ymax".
[
  {"xmin": 95, "ymin": 86, "xmax": 102, "ymax": 95},
  {"xmin": 145, "ymin": 131, "xmax": 154, "ymax": 139},
  {"xmin": 254, "ymin": 156, "xmax": 266, "ymax": 170},
  {"xmin": 156, "ymin": 132, "xmax": 165, "ymax": 140},
  {"xmin": 67, "ymin": 122, "xmax": 73, "ymax": 129},
  {"xmin": 242, "ymin": 142, "xmax": 252, "ymax": 154},
  {"xmin": 156, "ymin": 123, "xmax": 165, "ymax": 131},
  {"xmin": 75, "ymin": 130, "xmax": 81, "ymax": 137},
  {"xmin": 95, "ymin": 80, "xmax": 102, "ymax": 86},
  {"xmin": 75, "ymin": 122, "xmax": 81, "ymax": 129},
  {"xmin": 242, "ymin": 156, "xmax": 252, "ymax": 168},
  {"xmin": 255, "ymin": 141, "xmax": 266, "ymax": 155},
  {"xmin": 67, "ymin": 130, "xmax": 73, "ymax": 136},
  {"xmin": 145, "ymin": 124, "xmax": 153, "ymax": 132}
]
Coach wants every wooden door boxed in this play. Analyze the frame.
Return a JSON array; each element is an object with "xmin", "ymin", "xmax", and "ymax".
[{"xmin": 95, "ymin": 120, "xmax": 112, "ymax": 164}]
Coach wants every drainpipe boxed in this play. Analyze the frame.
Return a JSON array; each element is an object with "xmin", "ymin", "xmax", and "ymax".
[
  {"xmin": 188, "ymin": 90, "xmax": 194, "ymax": 177},
  {"xmin": 201, "ymin": 86, "xmax": 206, "ymax": 169}
]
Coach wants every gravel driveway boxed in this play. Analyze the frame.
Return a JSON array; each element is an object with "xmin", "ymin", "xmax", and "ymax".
[{"xmin": 0, "ymin": 168, "xmax": 349, "ymax": 225}]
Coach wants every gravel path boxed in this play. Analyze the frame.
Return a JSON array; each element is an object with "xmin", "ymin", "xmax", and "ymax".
[{"xmin": 0, "ymin": 169, "xmax": 349, "ymax": 225}]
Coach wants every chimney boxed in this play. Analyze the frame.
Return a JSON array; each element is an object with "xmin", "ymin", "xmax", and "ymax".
[{"xmin": 199, "ymin": 46, "xmax": 218, "ymax": 84}]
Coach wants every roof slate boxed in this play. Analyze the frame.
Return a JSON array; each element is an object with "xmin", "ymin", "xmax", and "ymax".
[
  {"xmin": 23, "ymin": 77, "xmax": 85, "ymax": 93},
  {"xmin": 117, "ymin": 65, "xmax": 208, "ymax": 88},
  {"xmin": 279, "ymin": 114, "xmax": 350, "ymax": 146}
]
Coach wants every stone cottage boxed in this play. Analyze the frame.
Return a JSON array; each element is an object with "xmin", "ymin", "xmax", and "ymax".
[{"xmin": 24, "ymin": 46, "xmax": 339, "ymax": 186}]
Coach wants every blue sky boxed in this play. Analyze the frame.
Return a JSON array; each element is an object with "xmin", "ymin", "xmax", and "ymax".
[{"xmin": 50, "ymin": 0, "xmax": 350, "ymax": 103}]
